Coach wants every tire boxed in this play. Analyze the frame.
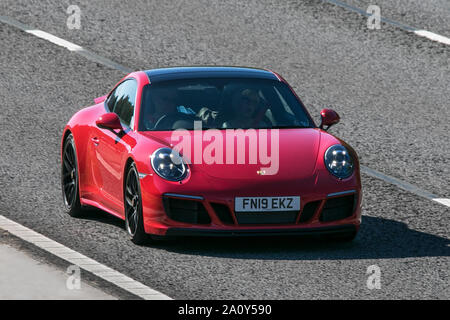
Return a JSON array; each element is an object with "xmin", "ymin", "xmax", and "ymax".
[
  {"xmin": 61, "ymin": 134, "xmax": 85, "ymax": 217},
  {"xmin": 124, "ymin": 163, "xmax": 148, "ymax": 245}
]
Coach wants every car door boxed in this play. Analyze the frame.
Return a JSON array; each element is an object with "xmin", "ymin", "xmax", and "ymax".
[{"xmin": 93, "ymin": 79, "xmax": 137, "ymax": 213}]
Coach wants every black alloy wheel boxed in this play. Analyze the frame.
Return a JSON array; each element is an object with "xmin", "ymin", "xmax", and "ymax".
[
  {"xmin": 61, "ymin": 134, "xmax": 84, "ymax": 217},
  {"xmin": 125, "ymin": 163, "xmax": 148, "ymax": 244}
]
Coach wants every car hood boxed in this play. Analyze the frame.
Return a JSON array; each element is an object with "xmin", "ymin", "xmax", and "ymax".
[{"xmin": 140, "ymin": 128, "xmax": 336, "ymax": 181}]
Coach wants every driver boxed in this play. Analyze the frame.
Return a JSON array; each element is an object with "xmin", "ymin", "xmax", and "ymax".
[{"xmin": 143, "ymin": 87, "xmax": 178, "ymax": 129}]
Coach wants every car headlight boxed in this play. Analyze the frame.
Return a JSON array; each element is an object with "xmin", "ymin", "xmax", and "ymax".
[
  {"xmin": 324, "ymin": 145, "xmax": 354, "ymax": 179},
  {"xmin": 151, "ymin": 148, "xmax": 188, "ymax": 181}
]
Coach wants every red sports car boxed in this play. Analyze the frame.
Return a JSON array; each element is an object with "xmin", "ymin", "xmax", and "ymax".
[{"xmin": 61, "ymin": 67, "xmax": 361, "ymax": 244}]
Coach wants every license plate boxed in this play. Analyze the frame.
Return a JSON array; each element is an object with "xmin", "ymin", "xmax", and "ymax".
[{"xmin": 235, "ymin": 196, "xmax": 300, "ymax": 212}]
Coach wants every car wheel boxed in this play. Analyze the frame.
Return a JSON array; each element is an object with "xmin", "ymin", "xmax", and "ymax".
[
  {"xmin": 124, "ymin": 163, "xmax": 148, "ymax": 245},
  {"xmin": 61, "ymin": 134, "xmax": 84, "ymax": 217}
]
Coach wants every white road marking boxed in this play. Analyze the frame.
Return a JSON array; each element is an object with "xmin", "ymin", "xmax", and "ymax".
[
  {"xmin": 433, "ymin": 198, "xmax": 450, "ymax": 208},
  {"xmin": 361, "ymin": 166, "xmax": 449, "ymax": 208},
  {"xmin": 322, "ymin": 0, "xmax": 450, "ymax": 46},
  {"xmin": 0, "ymin": 215, "xmax": 172, "ymax": 300},
  {"xmin": 360, "ymin": 166, "xmax": 435, "ymax": 198},
  {"xmin": 0, "ymin": 15, "xmax": 132, "ymax": 73},
  {"xmin": 414, "ymin": 30, "xmax": 450, "ymax": 46},
  {"xmin": 25, "ymin": 29, "xmax": 83, "ymax": 51}
]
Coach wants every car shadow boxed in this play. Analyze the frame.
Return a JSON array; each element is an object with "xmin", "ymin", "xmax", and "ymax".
[
  {"xmin": 77, "ymin": 207, "xmax": 125, "ymax": 230},
  {"xmin": 147, "ymin": 216, "xmax": 450, "ymax": 260},
  {"xmin": 77, "ymin": 209, "xmax": 450, "ymax": 260}
]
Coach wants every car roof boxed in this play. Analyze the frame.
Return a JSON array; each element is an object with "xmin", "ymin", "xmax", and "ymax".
[{"xmin": 143, "ymin": 66, "xmax": 279, "ymax": 83}]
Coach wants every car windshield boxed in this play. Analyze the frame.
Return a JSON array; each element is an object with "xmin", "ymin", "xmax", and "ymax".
[{"xmin": 138, "ymin": 78, "xmax": 315, "ymax": 131}]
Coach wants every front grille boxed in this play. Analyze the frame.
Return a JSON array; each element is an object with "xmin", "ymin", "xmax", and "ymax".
[
  {"xmin": 211, "ymin": 203, "xmax": 235, "ymax": 225},
  {"xmin": 234, "ymin": 211, "xmax": 298, "ymax": 225},
  {"xmin": 320, "ymin": 195, "xmax": 355, "ymax": 222},
  {"xmin": 299, "ymin": 201, "xmax": 320, "ymax": 223},
  {"xmin": 162, "ymin": 197, "xmax": 211, "ymax": 224}
]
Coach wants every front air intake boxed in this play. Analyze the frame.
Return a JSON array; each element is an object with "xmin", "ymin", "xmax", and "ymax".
[
  {"xmin": 211, "ymin": 203, "xmax": 235, "ymax": 225},
  {"xmin": 162, "ymin": 197, "xmax": 211, "ymax": 224},
  {"xmin": 299, "ymin": 201, "xmax": 320, "ymax": 223},
  {"xmin": 320, "ymin": 195, "xmax": 355, "ymax": 222}
]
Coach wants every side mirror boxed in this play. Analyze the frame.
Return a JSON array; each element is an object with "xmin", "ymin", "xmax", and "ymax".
[
  {"xmin": 319, "ymin": 108, "xmax": 340, "ymax": 131},
  {"xmin": 96, "ymin": 113, "xmax": 122, "ymax": 130},
  {"xmin": 94, "ymin": 95, "xmax": 107, "ymax": 104}
]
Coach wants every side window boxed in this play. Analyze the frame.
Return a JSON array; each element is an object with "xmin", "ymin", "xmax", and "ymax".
[
  {"xmin": 106, "ymin": 79, "xmax": 137, "ymax": 128},
  {"xmin": 106, "ymin": 88, "xmax": 118, "ymax": 111}
]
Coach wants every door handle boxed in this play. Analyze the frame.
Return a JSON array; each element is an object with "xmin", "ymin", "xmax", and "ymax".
[{"xmin": 91, "ymin": 137, "xmax": 100, "ymax": 146}]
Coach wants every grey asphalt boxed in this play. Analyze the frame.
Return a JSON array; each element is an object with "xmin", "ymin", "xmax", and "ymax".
[{"xmin": 0, "ymin": 0, "xmax": 449, "ymax": 299}]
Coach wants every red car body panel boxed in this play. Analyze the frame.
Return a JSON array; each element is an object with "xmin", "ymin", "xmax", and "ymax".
[{"xmin": 62, "ymin": 68, "xmax": 362, "ymax": 237}]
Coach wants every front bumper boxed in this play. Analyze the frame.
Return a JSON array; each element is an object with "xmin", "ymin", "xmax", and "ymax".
[
  {"xmin": 139, "ymin": 169, "xmax": 362, "ymax": 237},
  {"xmin": 141, "ymin": 189, "xmax": 362, "ymax": 237}
]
